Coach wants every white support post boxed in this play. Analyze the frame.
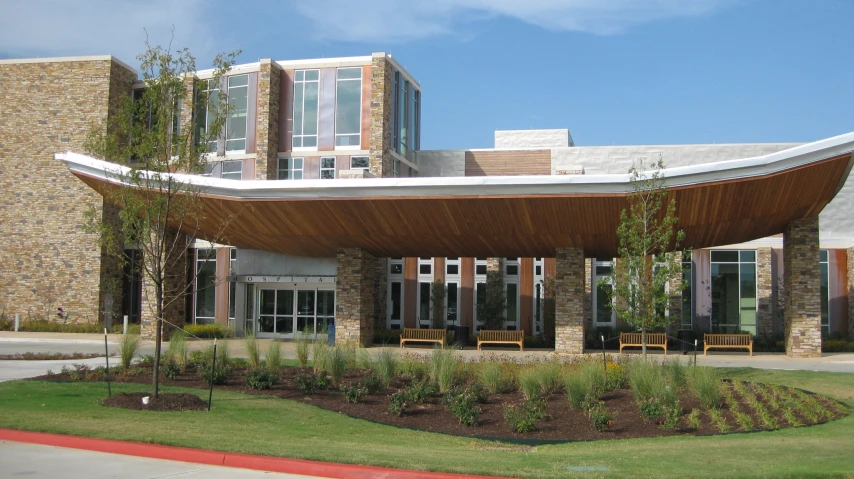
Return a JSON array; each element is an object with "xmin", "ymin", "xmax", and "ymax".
[
  {"xmin": 123, "ymin": 315, "xmax": 129, "ymax": 335},
  {"xmin": 14, "ymin": 314, "xmax": 20, "ymax": 332}
]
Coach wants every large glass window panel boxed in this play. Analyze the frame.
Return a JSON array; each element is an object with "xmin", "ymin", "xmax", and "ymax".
[
  {"xmin": 506, "ymin": 283, "xmax": 518, "ymax": 327},
  {"xmin": 335, "ymin": 68, "xmax": 362, "ymax": 147},
  {"xmin": 408, "ymin": 83, "xmax": 416, "ymax": 154},
  {"xmin": 350, "ymin": 156, "xmax": 369, "ymax": 170},
  {"xmin": 221, "ymin": 160, "xmax": 242, "ymax": 180},
  {"xmin": 711, "ymin": 263, "xmax": 740, "ymax": 333},
  {"xmin": 297, "ymin": 290, "xmax": 316, "ymax": 333},
  {"xmin": 681, "ymin": 256, "xmax": 692, "ymax": 328},
  {"xmin": 739, "ymin": 263, "xmax": 757, "ymax": 335},
  {"xmin": 595, "ymin": 283, "xmax": 613, "ymax": 324},
  {"xmin": 293, "ymin": 83, "xmax": 304, "ymax": 137},
  {"xmin": 317, "ymin": 290, "xmax": 335, "ymax": 333},
  {"xmin": 293, "ymin": 70, "xmax": 319, "ymax": 148},
  {"xmin": 259, "ymin": 289, "xmax": 276, "ymax": 333},
  {"xmin": 446, "ymin": 283, "xmax": 458, "ymax": 325},
  {"xmin": 195, "ymin": 250, "xmax": 217, "ymax": 323},
  {"xmin": 390, "ymin": 282, "xmax": 402, "ymax": 321},
  {"xmin": 320, "ymin": 157, "xmax": 335, "ymax": 179},
  {"xmin": 419, "ymin": 282, "xmax": 431, "ymax": 327},
  {"xmin": 225, "ymin": 75, "xmax": 248, "ymax": 152},
  {"xmin": 711, "ymin": 251, "xmax": 739, "ymax": 263},
  {"xmin": 398, "ymin": 79, "xmax": 408, "ymax": 155}
]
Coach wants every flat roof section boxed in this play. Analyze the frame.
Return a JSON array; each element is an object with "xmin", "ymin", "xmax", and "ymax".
[{"xmin": 58, "ymin": 133, "xmax": 854, "ymax": 258}]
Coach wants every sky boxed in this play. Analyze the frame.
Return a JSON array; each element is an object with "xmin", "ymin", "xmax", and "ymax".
[{"xmin": 1, "ymin": 0, "xmax": 852, "ymax": 149}]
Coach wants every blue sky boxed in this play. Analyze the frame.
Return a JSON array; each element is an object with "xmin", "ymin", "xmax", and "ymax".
[{"xmin": 2, "ymin": 0, "xmax": 852, "ymax": 149}]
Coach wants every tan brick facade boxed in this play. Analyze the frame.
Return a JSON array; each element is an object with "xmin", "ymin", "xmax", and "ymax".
[
  {"xmin": 554, "ymin": 247, "xmax": 585, "ymax": 353},
  {"xmin": 0, "ymin": 58, "xmax": 135, "ymax": 325},
  {"xmin": 784, "ymin": 217, "xmax": 822, "ymax": 357},
  {"xmin": 336, "ymin": 248, "xmax": 375, "ymax": 346},
  {"xmin": 256, "ymin": 60, "xmax": 281, "ymax": 181}
]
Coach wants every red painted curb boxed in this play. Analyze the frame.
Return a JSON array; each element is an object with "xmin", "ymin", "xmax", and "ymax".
[{"xmin": 0, "ymin": 428, "xmax": 509, "ymax": 479}]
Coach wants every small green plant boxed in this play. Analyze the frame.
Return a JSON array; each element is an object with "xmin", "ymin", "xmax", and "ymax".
[
  {"xmin": 341, "ymin": 383, "xmax": 367, "ymax": 404},
  {"xmin": 388, "ymin": 390, "xmax": 409, "ymax": 416},
  {"xmin": 183, "ymin": 323, "xmax": 233, "ymax": 339},
  {"xmin": 782, "ymin": 407, "xmax": 803, "ymax": 427},
  {"xmin": 708, "ymin": 408, "xmax": 730, "ymax": 433},
  {"xmin": 587, "ymin": 401, "xmax": 616, "ymax": 432},
  {"xmin": 518, "ymin": 367, "xmax": 542, "ymax": 400},
  {"xmin": 311, "ymin": 340, "xmax": 330, "ymax": 373},
  {"xmin": 688, "ymin": 366, "xmax": 721, "ymax": 409},
  {"xmin": 443, "ymin": 386, "xmax": 483, "ymax": 426},
  {"xmin": 118, "ymin": 333, "xmax": 141, "ymax": 370},
  {"xmin": 503, "ymin": 399, "xmax": 546, "ymax": 433},
  {"xmin": 265, "ymin": 341, "xmax": 282, "ymax": 374},
  {"xmin": 197, "ymin": 342, "xmax": 233, "ymax": 386},
  {"xmin": 687, "ymin": 409, "xmax": 701, "ymax": 430},
  {"xmin": 295, "ymin": 370, "xmax": 330, "ymax": 393},
  {"xmin": 361, "ymin": 370, "xmax": 384, "ymax": 394},
  {"xmin": 476, "ymin": 361, "xmax": 506, "ymax": 394},
  {"xmin": 406, "ymin": 377, "xmax": 438, "ymax": 403},
  {"xmin": 163, "ymin": 358, "xmax": 181, "ymax": 380},
  {"xmin": 245, "ymin": 367, "xmax": 278, "ymax": 390},
  {"xmin": 295, "ymin": 329, "xmax": 312, "ymax": 368},
  {"xmin": 604, "ymin": 361, "xmax": 625, "ymax": 390},
  {"xmin": 638, "ymin": 396, "xmax": 667, "ymax": 422},
  {"xmin": 429, "ymin": 347, "xmax": 458, "ymax": 393},
  {"xmin": 661, "ymin": 401, "xmax": 683, "ymax": 430},
  {"xmin": 166, "ymin": 330, "xmax": 188, "ymax": 370},
  {"xmin": 243, "ymin": 331, "xmax": 260, "ymax": 369},
  {"xmin": 735, "ymin": 411, "xmax": 755, "ymax": 431},
  {"xmin": 328, "ymin": 345, "xmax": 349, "ymax": 384},
  {"xmin": 372, "ymin": 348, "xmax": 398, "ymax": 388}
]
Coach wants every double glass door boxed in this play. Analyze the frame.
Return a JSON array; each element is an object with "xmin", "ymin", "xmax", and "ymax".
[{"xmin": 255, "ymin": 288, "xmax": 335, "ymax": 338}]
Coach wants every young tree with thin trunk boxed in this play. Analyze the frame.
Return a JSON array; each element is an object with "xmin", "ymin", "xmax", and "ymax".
[
  {"xmin": 84, "ymin": 37, "xmax": 240, "ymax": 397},
  {"xmin": 609, "ymin": 158, "xmax": 685, "ymax": 359}
]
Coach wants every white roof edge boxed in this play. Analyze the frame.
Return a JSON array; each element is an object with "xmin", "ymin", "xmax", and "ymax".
[
  {"xmin": 55, "ymin": 132, "xmax": 854, "ymax": 200},
  {"xmin": 0, "ymin": 55, "xmax": 137, "ymax": 74}
]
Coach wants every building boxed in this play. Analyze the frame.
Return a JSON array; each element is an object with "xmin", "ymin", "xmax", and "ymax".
[{"xmin": 2, "ymin": 53, "xmax": 853, "ymax": 358}]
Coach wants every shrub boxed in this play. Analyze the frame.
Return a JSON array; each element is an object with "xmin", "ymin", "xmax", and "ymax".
[
  {"xmin": 687, "ymin": 409, "xmax": 702, "ymax": 430},
  {"xmin": 588, "ymin": 401, "xmax": 616, "ymax": 432},
  {"xmin": 328, "ymin": 345, "xmax": 349, "ymax": 384},
  {"xmin": 661, "ymin": 401, "xmax": 683, "ymax": 430},
  {"xmin": 163, "ymin": 358, "xmax": 181, "ymax": 380},
  {"xmin": 604, "ymin": 361, "xmax": 625, "ymax": 390},
  {"xmin": 406, "ymin": 377, "xmax": 438, "ymax": 403},
  {"xmin": 443, "ymin": 386, "xmax": 483, "ymax": 426},
  {"xmin": 138, "ymin": 354, "xmax": 154, "ymax": 366},
  {"xmin": 503, "ymin": 399, "xmax": 546, "ymax": 433},
  {"xmin": 295, "ymin": 370, "xmax": 330, "ymax": 393},
  {"xmin": 372, "ymin": 348, "xmax": 398, "ymax": 387},
  {"xmin": 361, "ymin": 370, "xmax": 384, "ymax": 394},
  {"xmin": 688, "ymin": 367, "xmax": 721, "ymax": 409},
  {"xmin": 7, "ymin": 319, "xmax": 103, "ymax": 333},
  {"xmin": 822, "ymin": 339, "xmax": 854, "ymax": 352},
  {"xmin": 429, "ymin": 347, "xmax": 458, "ymax": 393},
  {"xmin": 341, "ymin": 383, "xmax": 367, "ymax": 403},
  {"xmin": 388, "ymin": 390, "xmax": 409, "ymax": 416},
  {"xmin": 197, "ymin": 342, "xmax": 232, "ymax": 386},
  {"xmin": 265, "ymin": 341, "xmax": 282, "ymax": 374},
  {"xmin": 295, "ymin": 329, "xmax": 312, "ymax": 368},
  {"xmin": 184, "ymin": 323, "xmax": 233, "ymax": 339},
  {"xmin": 638, "ymin": 396, "xmax": 667, "ymax": 422},
  {"xmin": 118, "ymin": 333, "xmax": 141, "ymax": 370},
  {"xmin": 166, "ymin": 330, "xmax": 188, "ymax": 370},
  {"xmin": 245, "ymin": 367, "xmax": 278, "ymax": 390},
  {"xmin": 244, "ymin": 332, "xmax": 260, "ymax": 369}
]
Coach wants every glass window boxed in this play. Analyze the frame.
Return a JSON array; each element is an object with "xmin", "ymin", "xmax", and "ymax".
[
  {"xmin": 390, "ymin": 282, "xmax": 402, "ymax": 321},
  {"xmin": 225, "ymin": 74, "xmax": 248, "ymax": 152},
  {"xmin": 390, "ymin": 263, "xmax": 403, "ymax": 275},
  {"xmin": 320, "ymin": 157, "xmax": 336, "ymax": 179},
  {"xmin": 446, "ymin": 282, "xmax": 458, "ymax": 325},
  {"xmin": 228, "ymin": 248, "xmax": 237, "ymax": 321},
  {"xmin": 279, "ymin": 157, "xmax": 303, "ymax": 180},
  {"xmin": 419, "ymin": 282, "xmax": 431, "ymax": 327},
  {"xmin": 476, "ymin": 264, "xmax": 487, "ymax": 275},
  {"xmin": 710, "ymin": 250, "xmax": 757, "ymax": 335},
  {"xmin": 350, "ymin": 156, "xmax": 369, "ymax": 171},
  {"xmin": 710, "ymin": 250, "xmax": 739, "ymax": 263},
  {"xmin": 446, "ymin": 264, "xmax": 459, "ymax": 275},
  {"xmin": 506, "ymin": 265, "xmax": 518, "ymax": 276},
  {"xmin": 194, "ymin": 249, "xmax": 217, "ymax": 324},
  {"xmin": 419, "ymin": 263, "xmax": 431, "ymax": 275},
  {"xmin": 221, "ymin": 160, "xmax": 242, "ymax": 180},
  {"xmin": 293, "ymin": 69, "xmax": 319, "ymax": 149},
  {"xmin": 335, "ymin": 67, "xmax": 362, "ymax": 147},
  {"xmin": 398, "ymin": 78, "xmax": 408, "ymax": 155},
  {"xmin": 506, "ymin": 283, "xmax": 518, "ymax": 327},
  {"xmin": 201, "ymin": 79, "xmax": 220, "ymax": 153}
]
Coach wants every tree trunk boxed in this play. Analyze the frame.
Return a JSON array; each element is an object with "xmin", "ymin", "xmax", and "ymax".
[
  {"xmin": 641, "ymin": 327, "xmax": 647, "ymax": 360},
  {"xmin": 153, "ymin": 283, "xmax": 163, "ymax": 398}
]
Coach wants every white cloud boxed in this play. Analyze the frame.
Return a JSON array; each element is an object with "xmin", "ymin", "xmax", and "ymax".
[
  {"xmin": 294, "ymin": 0, "xmax": 736, "ymax": 42},
  {"xmin": 0, "ymin": 0, "xmax": 216, "ymax": 68}
]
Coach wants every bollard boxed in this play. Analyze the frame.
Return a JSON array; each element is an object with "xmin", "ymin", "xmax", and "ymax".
[
  {"xmin": 104, "ymin": 328, "xmax": 112, "ymax": 397},
  {"xmin": 693, "ymin": 339, "xmax": 698, "ymax": 367},
  {"xmin": 208, "ymin": 338, "xmax": 217, "ymax": 411},
  {"xmin": 14, "ymin": 314, "xmax": 20, "ymax": 332},
  {"xmin": 123, "ymin": 315, "xmax": 129, "ymax": 335},
  {"xmin": 601, "ymin": 335, "xmax": 607, "ymax": 371}
]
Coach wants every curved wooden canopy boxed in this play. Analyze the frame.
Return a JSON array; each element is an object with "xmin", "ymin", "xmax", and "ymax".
[{"xmin": 60, "ymin": 136, "xmax": 854, "ymax": 259}]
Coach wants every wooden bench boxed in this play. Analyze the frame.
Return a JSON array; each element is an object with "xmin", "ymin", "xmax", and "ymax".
[
  {"xmin": 619, "ymin": 332, "xmax": 668, "ymax": 355},
  {"xmin": 400, "ymin": 328, "xmax": 447, "ymax": 349},
  {"xmin": 477, "ymin": 330, "xmax": 524, "ymax": 351},
  {"xmin": 704, "ymin": 333, "xmax": 753, "ymax": 356}
]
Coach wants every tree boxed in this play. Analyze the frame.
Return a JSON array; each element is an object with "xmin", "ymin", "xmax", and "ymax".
[
  {"xmin": 84, "ymin": 37, "xmax": 240, "ymax": 397},
  {"xmin": 477, "ymin": 270, "xmax": 507, "ymax": 331},
  {"xmin": 609, "ymin": 158, "xmax": 685, "ymax": 359},
  {"xmin": 430, "ymin": 279, "xmax": 446, "ymax": 329}
]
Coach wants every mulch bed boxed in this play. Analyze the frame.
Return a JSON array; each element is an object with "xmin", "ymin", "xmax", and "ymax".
[
  {"xmin": 37, "ymin": 366, "xmax": 848, "ymax": 442},
  {"xmin": 102, "ymin": 392, "xmax": 208, "ymax": 411}
]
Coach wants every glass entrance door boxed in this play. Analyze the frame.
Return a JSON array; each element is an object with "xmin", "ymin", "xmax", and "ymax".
[
  {"xmin": 445, "ymin": 281, "xmax": 459, "ymax": 326},
  {"xmin": 296, "ymin": 290, "xmax": 316, "ymax": 334},
  {"xmin": 252, "ymin": 286, "xmax": 335, "ymax": 338},
  {"xmin": 258, "ymin": 289, "xmax": 294, "ymax": 336}
]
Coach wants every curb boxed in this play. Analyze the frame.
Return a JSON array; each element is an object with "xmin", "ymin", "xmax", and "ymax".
[{"xmin": 0, "ymin": 428, "xmax": 508, "ymax": 479}]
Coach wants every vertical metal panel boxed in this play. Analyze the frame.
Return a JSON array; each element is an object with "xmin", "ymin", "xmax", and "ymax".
[
  {"xmin": 360, "ymin": 66, "xmax": 371, "ymax": 149},
  {"xmin": 404, "ymin": 257, "xmax": 417, "ymax": 328},
  {"xmin": 246, "ymin": 72, "xmax": 258, "ymax": 154},
  {"xmin": 829, "ymin": 249, "xmax": 848, "ymax": 334},
  {"xmin": 693, "ymin": 249, "xmax": 712, "ymax": 333},
  {"xmin": 242, "ymin": 158, "xmax": 256, "ymax": 180},
  {"xmin": 434, "ymin": 257, "xmax": 445, "ymax": 283},
  {"xmin": 318, "ymin": 68, "xmax": 336, "ymax": 151},
  {"xmin": 278, "ymin": 70, "xmax": 294, "ymax": 152},
  {"xmin": 520, "ymin": 257, "xmax": 533, "ymax": 335},
  {"xmin": 461, "ymin": 258, "xmax": 474, "ymax": 328},
  {"xmin": 305, "ymin": 156, "xmax": 320, "ymax": 180},
  {"xmin": 215, "ymin": 247, "xmax": 230, "ymax": 325},
  {"xmin": 544, "ymin": 258, "xmax": 556, "ymax": 280}
]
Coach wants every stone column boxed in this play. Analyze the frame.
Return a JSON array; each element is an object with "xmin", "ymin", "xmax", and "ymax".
[
  {"xmin": 369, "ymin": 53, "xmax": 393, "ymax": 178},
  {"xmin": 668, "ymin": 251, "xmax": 683, "ymax": 327},
  {"xmin": 584, "ymin": 258, "xmax": 593, "ymax": 327},
  {"xmin": 784, "ymin": 217, "xmax": 822, "ymax": 358},
  {"xmin": 756, "ymin": 247, "xmax": 773, "ymax": 335},
  {"xmin": 336, "ymin": 248, "xmax": 376, "ymax": 347},
  {"xmin": 373, "ymin": 257, "xmax": 388, "ymax": 331},
  {"xmin": 555, "ymin": 247, "xmax": 585, "ymax": 354},
  {"xmin": 256, "ymin": 59, "xmax": 282, "ymax": 180}
]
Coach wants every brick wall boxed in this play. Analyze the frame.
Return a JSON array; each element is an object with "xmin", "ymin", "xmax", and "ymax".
[{"xmin": 0, "ymin": 58, "xmax": 135, "ymax": 324}]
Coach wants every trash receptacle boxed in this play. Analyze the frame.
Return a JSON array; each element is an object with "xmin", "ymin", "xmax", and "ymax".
[
  {"xmin": 677, "ymin": 329, "xmax": 694, "ymax": 355},
  {"xmin": 327, "ymin": 319, "xmax": 335, "ymax": 346},
  {"xmin": 454, "ymin": 325, "xmax": 471, "ymax": 348}
]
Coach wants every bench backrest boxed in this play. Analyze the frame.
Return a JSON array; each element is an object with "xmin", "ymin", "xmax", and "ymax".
[
  {"xmin": 704, "ymin": 334, "xmax": 751, "ymax": 346},
  {"xmin": 620, "ymin": 332, "xmax": 667, "ymax": 345},
  {"xmin": 402, "ymin": 328, "xmax": 445, "ymax": 340},
  {"xmin": 479, "ymin": 330, "xmax": 523, "ymax": 341}
]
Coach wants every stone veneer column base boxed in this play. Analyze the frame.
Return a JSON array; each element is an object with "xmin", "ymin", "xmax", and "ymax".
[
  {"xmin": 784, "ymin": 217, "xmax": 822, "ymax": 358},
  {"xmin": 756, "ymin": 247, "xmax": 773, "ymax": 336},
  {"xmin": 554, "ymin": 247, "xmax": 585, "ymax": 354},
  {"xmin": 336, "ymin": 248, "xmax": 376, "ymax": 347}
]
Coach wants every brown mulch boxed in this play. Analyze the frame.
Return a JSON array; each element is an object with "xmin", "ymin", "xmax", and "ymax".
[
  {"xmin": 102, "ymin": 392, "xmax": 208, "ymax": 411},
  {"xmin": 38, "ymin": 366, "xmax": 848, "ymax": 442}
]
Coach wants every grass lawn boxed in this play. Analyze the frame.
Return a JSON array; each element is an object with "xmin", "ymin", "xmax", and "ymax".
[{"xmin": 0, "ymin": 368, "xmax": 852, "ymax": 478}]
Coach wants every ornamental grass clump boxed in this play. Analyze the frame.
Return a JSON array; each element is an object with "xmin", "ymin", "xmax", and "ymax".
[
  {"xmin": 295, "ymin": 329, "xmax": 312, "ymax": 367},
  {"xmin": 372, "ymin": 347, "xmax": 398, "ymax": 388},
  {"xmin": 166, "ymin": 330, "xmax": 188, "ymax": 371},
  {"xmin": 518, "ymin": 367, "xmax": 542, "ymax": 400},
  {"xmin": 580, "ymin": 361, "xmax": 606, "ymax": 401},
  {"xmin": 627, "ymin": 359, "xmax": 674, "ymax": 405},
  {"xmin": 429, "ymin": 347, "xmax": 458, "ymax": 393},
  {"xmin": 564, "ymin": 371, "xmax": 588, "ymax": 410},
  {"xmin": 688, "ymin": 366, "xmax": 721, "ymax": 410},
  {"xmin": 476, "ymin": 361, "xmax": 504, "ymax": 395},
  {"xmin": 662, "ymin": 357, "xmax": 687, "ymax": 389},
  {"xmin": 243, "ymin": 331, "xmax": 260, "ymax": 369},
  {"xmin": 119, "ymin": 333, "xmax": 141, "ymax": 370},
  {"xmin": 535, "ymin": 361, "xmax": 565, "ymax": 396},
  {"xmin": 328, "ymin": 345, "xmax": 349, "ymax": 384},
  {"xmin": 312, "ymin": 340, "xmax": 330, "ymax": 374},
  {"xmin": 265, "ymin": 341, "xmax": 282, "ymax": 374}
]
